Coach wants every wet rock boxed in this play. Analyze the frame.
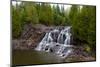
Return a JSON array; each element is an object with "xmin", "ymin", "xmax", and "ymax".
[
  {"xmin": 12, "ymin": 23, "xmax": 46, "ymax": 50},
  {"xmin": 64, "ymin": 46, "xmax": 96, "ymax": 62},
  {"xmin": 12, "ymin": 23, "xmax": 72, "ymax": 50}
]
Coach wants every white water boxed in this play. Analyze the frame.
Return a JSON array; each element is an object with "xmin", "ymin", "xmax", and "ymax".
[{"xmin": 35, "ymin": 26, "xmax": 72, "ymax": 58}]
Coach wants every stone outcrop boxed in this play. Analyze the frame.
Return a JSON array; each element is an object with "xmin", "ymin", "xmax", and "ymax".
[
  {"xmin": 13, "ymin": 23, "xmax": 46, "ymax": 49},
  {"xmin": 12, "ymin": 23, "xmax": 73, "ymax": 50}
]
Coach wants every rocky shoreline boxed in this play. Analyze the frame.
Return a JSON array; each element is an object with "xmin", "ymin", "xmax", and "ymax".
[{"xmin": 64, "ymin": 46, "xmax": 95, "ymax": 62}]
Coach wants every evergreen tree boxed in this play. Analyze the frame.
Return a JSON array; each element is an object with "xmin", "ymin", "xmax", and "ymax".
[
  {"xmin": 12, "ymin": 5, "xmax": 22, "ymax": 38},
  {"xmin": 23, "ymin": 2, "xmax": 39, "ymax": 25},
  {"xmin": 39, "ymin": 3, "xmax": 53, "ymax": 25}
]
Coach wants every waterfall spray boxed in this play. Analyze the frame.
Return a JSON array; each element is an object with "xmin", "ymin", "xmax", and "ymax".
[{"xmin": 35, "ymin": 26, "xmax": 72, "ymax": 58}]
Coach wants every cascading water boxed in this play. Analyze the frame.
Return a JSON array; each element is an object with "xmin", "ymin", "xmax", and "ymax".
[{"xmin": 35, "ymin": 26, "xmax": 72, "ymax": 58}]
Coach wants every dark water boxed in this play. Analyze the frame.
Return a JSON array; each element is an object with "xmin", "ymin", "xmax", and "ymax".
[{"xmin": 12, "ymin": 50, "xmax": 65, "ymax": 65}]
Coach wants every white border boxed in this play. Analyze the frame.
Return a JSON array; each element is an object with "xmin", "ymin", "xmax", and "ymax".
[
  {"xmin": 0, "ymin": 0, "xmax": 100, "ymax": 67},
  {"xmin": 0, "ymin": 0, "xmax": 10, "ymax": 67}
]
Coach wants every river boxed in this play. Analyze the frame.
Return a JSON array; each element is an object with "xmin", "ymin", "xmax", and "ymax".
[{"xmin": 12, "ymin": 50, "xmax": 65, "ymax": 65}]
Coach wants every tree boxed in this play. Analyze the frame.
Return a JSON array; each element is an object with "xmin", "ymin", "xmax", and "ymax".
[
  {"xmin": 68, "ymin": 5, "xmax": 80, "ymax": 42},
  {"xmin": 23, "ymin": 2, "xmax": 39, "ymax": 25},
  {"xmin": 12, "ymin": 5, "xmax": 22, "ymax": 38},
  {"xmin": 81, "ymin": 6, "xmax": 96, "ymax": 53},
  {"xmin": 39, "ymin": 3, "xmax": 53, "ymax": 25}
]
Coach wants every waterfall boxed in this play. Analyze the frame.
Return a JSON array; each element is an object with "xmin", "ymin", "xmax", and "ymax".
[{"xmin": 35, "ymin": 26, "xmax": 72, "ymax": 58}]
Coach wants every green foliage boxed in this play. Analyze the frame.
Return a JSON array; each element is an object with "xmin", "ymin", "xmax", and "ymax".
[
  {"xmin": 12, "ymin": 6, "xmax": 22, "ymax": 38},
  {"xmin": 39, "ymin": 3, "xmax": 53, "ymax": 25},
  {"xmin": 68, "ymin": 5, "xmax": 96, "ymax": 53},
  {"xmin": 23, "ymin": 2, "xmax": 39, "ymax": 24}
]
